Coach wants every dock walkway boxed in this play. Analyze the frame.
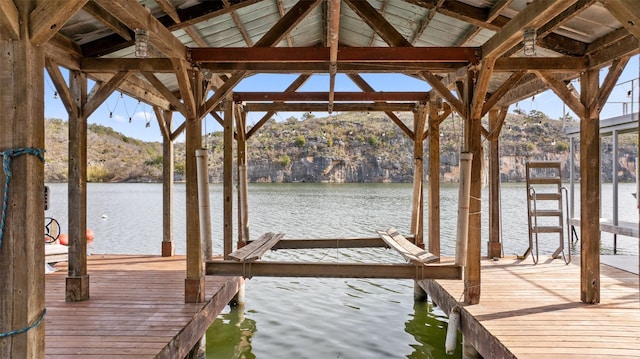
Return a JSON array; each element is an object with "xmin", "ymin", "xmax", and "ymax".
[
  {"xmin": 421, "ymin": 257, "xmax": 640, "ymax": 359},
  {"xmin": 45, "ymin": 255, "xmax": 241, "ymax": 358}
]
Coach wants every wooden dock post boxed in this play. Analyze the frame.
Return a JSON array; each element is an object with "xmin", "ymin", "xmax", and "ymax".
[
  {"xmin": 487, "ymin": 108, "xmax": 506, "ymax": 259},
  {"xmin": 0, "ymin": 4, "xmax": 46, "ymax": 355},
  {"xmin": 67, "ymin": 70, "xmax": 90, "ymax": 302},
  {"xmin": 580, "ymin": 68, "xmax": 602, "ymax": 304},
  {"xmin": 236, "ymin": 106, "xmax": 249, "ymax": 247},
  {"xmin": 185, "ymin": 98, "xmax": 204, "ymax": 303},
  {"xmin": 411, "ymin": 104, "xmax": 427, "ymax": 248},
  {"xmin": 223, "ymin": 95, "xmax": 235, "ymax": 259},
  {"xmin": 428, "ymin": 100, "xmax": 441, "ymax": 259},
  {"xmin": 159, "ymin": 110, "xmax": 175, "ymax": 257}
]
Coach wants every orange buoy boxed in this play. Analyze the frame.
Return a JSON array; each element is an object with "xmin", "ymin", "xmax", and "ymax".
[
  {"xmin": 86, "ymin": 229, "xmax": 95, "ymax": 243},
  {"xmin": 58, "ymin": 233, "xmax": 68, "ymax": 245}
]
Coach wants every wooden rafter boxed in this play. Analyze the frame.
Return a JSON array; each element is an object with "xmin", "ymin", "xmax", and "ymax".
[
  {"xmin": 455, "ymin": 26, "xmax": 482, "ymax": 46},
  {"xmin": 494, "ymin": 57, "xmax": 587, "ymax": 72},
  {"xmin": 83, "ymin": 1, "xmax": 132, "ymax": 41},
  {"xmin": 200, "ymin": 62, "xmax": 461, "ymax": 73},
  {"xmin": 223, "ymin": 0, "xmax": 254, "ymax": 46},
  {"xmin": 0, "ymin": 0, "xmax": 20, "ymax": 40},
  {"xmin": 153, "ymin": 106, "xmax": 171, "ymax": 141},
  {"xmin": 599, "ymin": 0, "xmax": 640, "ymax": 42},
  {"xmin": 81, "ymin": 58, "xmax": 174, "ymax": 72},
  {"xmin": 172, "ymin": 59, "xmax": 197, "ymax": 119},
  {"xmin": 421, "ymin": 72, "xmax": 463, "ymax": 116},
  {"xmin": 537, "ymin": 0, "xmax": 595, "ymax": 39},
  {"xmin": 90, "ymin": 72, "xmax": 170, "ymax": 110},
  {"xmin": 487, "ymin": 0, "xmax": 513, "ymax": 23},
  {"xmin": 245, "ymin": 103, "xmax": 417, "ymax": 112},
  {"xmin": 246, "ymin": 74, "xmax": 310, "ymax": 139},
  {"xmin": 590, "ymin": 55, "xmax": 630, "ymax": 117},
  {"xmin": 30, "ymin": 0, "xmax": 87, "ymax": 45},
  {"xmin": 140, "ymin": 72, "xmax": 187, "ymax": 116},
  {"xmin": 534, "ymin": 71, "xmax": 585, "ymax": 119},
  {"xmin": 589, "ymin": 34, "xmax": 640, "ymax": 70},
  {"xmin": 470, "ymin": 57, "xmax": 496, "ymax": 119},
  {"xmin": 277, "ymin": 0, "xmax": 294, "ymax": 47},
  {"xmin": 482, "ymin": 0, "xmax": 577, "ymax": 58},
  {"xmin": 482, "ymin": 71, "xmax": 526, "ymax": 117},
  {"xmin": 201, "ymin": 0, "xmax": 321, "ymax": 116},
  {"xmin": 344, "ymin": 0, "xmax": 411, "ymax": 47},
  {"xmin": 367, "ymin": 0, "xmax": 387, "ymax": 46},
  {"xmin": 410, "ymin": 0, "xmax": 444, "ymax": 45},
  {"xmin": 347, "ymin": 73, "xmax": 415, "ymax": 139},
  {"xmin": 189, "ymin": 47, "xmax": 479, "ymax": 64},
  {"xmin": 45, "ymin": 58, "xmax": 78, "ymax": 116},
  {"xmin": 233, "ymin": 92, "xmax": 430, "ymax": 102},
  {"xmin": 92, "ymin": 0, "xmax": 186, "ymax": 59},
  {"xmin": 84, "ymin": 71, "xmax": 130, "ymax": 117}
]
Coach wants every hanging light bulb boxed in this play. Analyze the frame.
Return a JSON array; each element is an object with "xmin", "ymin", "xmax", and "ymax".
[
  {"xmin": 135, "ymin": 28, "xmax": 149, "ymax": 58},
  {"xmin": 522, "ymin": 28, "xmax": 536, "ymax": 56},
  {"xmin": 145, "ymin": 121, "xmax": 150, "ymax": 128},
  {"xmin": 129, "ymin": 117, "xmax": 132, "ymax": 123},
  {"xmin": 109, "ymin": 111, "xmax": 113, "ymax": 118},
  {"xmin": 53, "ymin": 91, "xmax": 58, "ymax": 100}
]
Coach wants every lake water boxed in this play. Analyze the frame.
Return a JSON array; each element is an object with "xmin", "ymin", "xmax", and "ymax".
[{"xmin": 45, "ymin": 182, "xmax": 639, "ymax": 358}]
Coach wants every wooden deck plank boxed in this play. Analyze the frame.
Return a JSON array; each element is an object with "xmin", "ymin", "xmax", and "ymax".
[
  {"xmin": 421, "ymin": 257, "xmax": 640, "ymax": 359},
  {"xmin": 45, "ymin": 255, "xmax": 242, "ymax": 359}
]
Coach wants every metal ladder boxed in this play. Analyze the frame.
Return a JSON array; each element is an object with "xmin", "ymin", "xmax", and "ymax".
[{"xmin": 522, "ymin": 161, "xmax": 571, "ymax": 264}]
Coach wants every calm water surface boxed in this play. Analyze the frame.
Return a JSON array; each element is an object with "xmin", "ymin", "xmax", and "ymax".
[{"xmin": 46, "ymin": 182, "xmax": 639, "ymax": 358}]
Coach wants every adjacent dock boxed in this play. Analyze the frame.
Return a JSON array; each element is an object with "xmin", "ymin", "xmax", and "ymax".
[
  {"xmin": 421, "ymin": 257, "xmax": 640, "ymax": 359},
  {"xmin": 45, "ymin": 255, "xmax": 241, "ymax": 358}
]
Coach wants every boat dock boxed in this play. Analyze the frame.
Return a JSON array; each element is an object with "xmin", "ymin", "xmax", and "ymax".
[
  {"xmin": 44, "ymin": 255, "xmax": 241, "ymax": 358},
  {"xmin": 421, "ymin": 257, "xmax": 640, "ymax": 359}
]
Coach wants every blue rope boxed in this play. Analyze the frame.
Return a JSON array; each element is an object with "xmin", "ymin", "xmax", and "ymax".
[
  {"xmin": 0, "ymin": 147, "xmax": 45, "ymax": 249},
  {"xmin": 0, "ymin": 309, "xmax": 46, "ymax": 338}
]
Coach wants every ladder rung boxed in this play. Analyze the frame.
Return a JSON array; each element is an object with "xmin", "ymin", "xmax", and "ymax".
[
  {"xmin": 527, "ymin": 161, "xmax": 561, "ymax": 169},
  {"xmin": 531, "ymin": 226, "xmax": 563, "ymax": 233},
  {"xmin": 532, "ymin": 209, "xmax": 562, "ymax": 216},
  {"xmin": 529, "ymin": 177, "xmax": 561, "ymax": 185},
  {"xmin": 528, "ymin": 193, "xmax": 562, "ymax": 200}
]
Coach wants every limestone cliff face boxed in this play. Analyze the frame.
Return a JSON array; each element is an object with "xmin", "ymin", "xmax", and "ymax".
[{"xmin": 44, "ymin": 112, "xmax": 637, "ymax": 184}]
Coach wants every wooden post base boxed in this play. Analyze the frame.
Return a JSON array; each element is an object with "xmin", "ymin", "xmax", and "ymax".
[
  {"xmin": 414, "ymin": 281, "xmax": 427, "ymax": 301},
  {"xmin": 66, "ymin": 275, "xmax": 90, "ymax": 302},
  {"xmin": 162, "ymin": 241, "xmax": 175, "ymax": 257},
  {"xmin": 185, "ymin": 277, "xmax": 206, "ymax": 303},
  {"xmin": 487, "ymin": 241, "xmax": 502, "ymax": 259}
]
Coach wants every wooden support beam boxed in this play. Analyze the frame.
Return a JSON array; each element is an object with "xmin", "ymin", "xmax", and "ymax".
[
  {"xmin": 82, "ymin": 1, "xmax": 132, "ymax": 41},
  {"xmin": 0, "ymin": 8, "xmax": 46, "ymax": 354},
  {"xmin": 269, "ymin": 237, "xmax": 390, "ymax": 250},
  {"xmin": 422, "ymin": 71, "xmax": 464, "ymax": 116},
  {"xmin": 81, "ymin": 58, "xmax": 174, "ymax": 72},
  {"xmin": 172, "ymin": 59, "xmax": 197, "ymax": 119},
  {"xmin": 347, "ymin": 73, "xmax": 415, "ymax": 139},
  {"xmin": 277, "ymin": 0, "xmax": 294, "ymax": 47},
  {"xmin": 588, "ymin": 33, "xmax": 640, "ymax": 70},
  {"xmin": 464, "ymin": 70, "xmax": 482, "ymax": 305},
  {"xmin": 344, "ymin": 0, "xmax": 411, "ymax": 47},
  {"xmin": 84, "ymin": 71, "xmax": 130, "ymax": 118},
  {"xmin": 45, "ymin": 58, "xmax": 78, "ymax": 117},
  {"xmin": 190, "ymin": 47, "xmax": 480, "ymax": 64},
  {"xmin": 29, "ymin": 0, "xmax": 87, "ymax": 45},
  {"xmin": 141, "ymin": 72, "xmax": 187, "ymax": 116},
  {"xmin": 0, "ymin": 0, "xmax": 20, "ymax": 40},
  {"xmin": 206, "ymin": 261, "xmax": 463, "ymax": 280},
  {"xmin": 156, "ymin": 109, "xmax": 175, "ymax": 257},
  {"xmin": 66, "ymin": 70, "xmax": 90, "ymax": 302},
  {"xmin": 470, "ymin": 57, "xmax": 496, "ymax": 119},
  {"xmin": 90, "ymin": 72, "xmax": 171, "ymax": 111},
  {"xmin": 255, "ymin": 0, "xmax": 321, "ymax": 47},
  {"xmin": 494, "ymin": 57, "xmax": 587, "ymax": 72},
  {"xmin": 201, "ymin": 61, "xmax": 463, "ymax": 73},
  {"xmin": 482, "ymin": 71, "xmax": 525, "ymax": 117},
  {"xmin": 600, "ymin": 0, "xmax": 640, "ymax": 42},
  {"xmin": 411, "ymin": 105, "xmax": 427, "ymax": 247},
  {"xmin": 233, "ymin": 91, "xmax": 430, "ymax": 102},
  {"xmin": 487, "ymin": 0, "xmax": 513, "ymax": 22},
  {"xmin": 236, "ymin": 107, "xmax": 249, "ymax": 246},
  {"xmin": 534, "ymin": 71, "xmax": 585, "ymax": 119},
  {"xmin": 591, "ymin": 56, "xmax": 630, "ymax": 117},
  {"xmin": 410, "ymin": 0, "xmax": 444, "ymax": 45},
  {"xmin": 488, "ymin": 107, "xmax": 507, "ymax": 259},
  {"xmin": 245, "ymin": 102, "xmax": 418, "ymax": 112},
  {"xmin": 223, "ymin": 96, "xmax": 234, "ymax": 259},
  {"xmin": 482, "ymin": 0, "xmax": 577, "ymax": 58},
  {"xmin": 245, "ymin": 74, "xmax": 310, "ymax": 139},
  {"xmin": 428, "ymin": 100, "xmax": 441, "ymax": 259},
  {"xmin": 185, "ymin": 112, "xmax": 204, "ymax": 303},
  {"xmin": 580, "ymin": 68, "xmax": 600, "ymax": 304},
  {"xmin": 92, "ymin": 0, "xmax": 186, "ymax": 59}
]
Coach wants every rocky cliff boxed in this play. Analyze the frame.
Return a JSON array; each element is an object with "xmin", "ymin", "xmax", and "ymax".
[{"xmin": 44, "ymin": 110, "xmax": 637, "ymax": 183}]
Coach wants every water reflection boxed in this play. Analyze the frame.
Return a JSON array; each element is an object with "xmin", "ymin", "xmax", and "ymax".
[
  {"xmin": 404, "ymin": 301, "xmax": 461, "ymax": 359},
  {"xmin": 207, "ymin": 304, "xmax": 257, "ymax": 359}
]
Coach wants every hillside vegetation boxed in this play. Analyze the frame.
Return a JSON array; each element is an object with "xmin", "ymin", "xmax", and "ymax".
[{"xmin": 44, "ymin": 110, "xmax": 637, "ymax": 183}]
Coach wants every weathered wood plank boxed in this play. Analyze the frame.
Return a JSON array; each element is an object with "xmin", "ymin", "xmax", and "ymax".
[{"xmin": 377, "ymin": 229, "xmax": 439, "ymax": 265}]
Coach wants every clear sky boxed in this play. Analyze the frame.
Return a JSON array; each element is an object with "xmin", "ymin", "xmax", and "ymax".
[{"xmin": 44, "ymin": 55, "xmax": 640, "ymax": 143}]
